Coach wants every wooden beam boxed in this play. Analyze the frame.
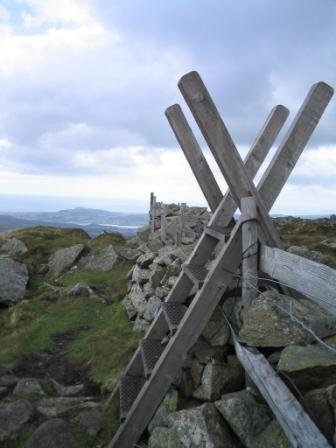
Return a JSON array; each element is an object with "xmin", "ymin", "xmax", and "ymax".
[
  {"xmin": 233, "ymin": 336, "xmax": 331, "ymax": 447},
  {"xmin": 151, "ymin": 195, "xmax": 156, "ymax": 233},
  {"xmin": 241, "ymin": 197, "xmax": 258, "ymax": 320},
  {"xmin": 160, "ymin": 204, "xmax": 167, "ymax": 243},
  {"xmin": 260, "ymin": 245, "xmax": 336, "ymax": 315},
  {"xmin": 166, "ymin": 104, "xmax": 223, "ymax": 212},
  {"xmin": 178, "ymin": 71, "xmax": 283, "ymax": 247}
]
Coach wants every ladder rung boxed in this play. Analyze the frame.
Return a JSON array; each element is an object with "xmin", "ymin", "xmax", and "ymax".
[
  {"xmin": 140, "ymin": 339, "xmax": 165, "ymax": 378},
  {"xmin": 182, "ymin": 263, "xmax": 208, "ymax": 287},
  {"xmin": 162, "ymin": 302, "xmax": 188, "ymax": 333},
  {"xmin": 204, "ymin": 225, "xmax": 232, "ymax": 241},
  {"xmin": 120, "ymin": 375, "xmax": 145, "ymax": 419}
]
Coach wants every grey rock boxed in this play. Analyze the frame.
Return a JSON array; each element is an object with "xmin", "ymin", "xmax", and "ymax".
[
  {"xmin": 190, "ymin": 359, "xmax": 204, "ymax": 389},
  {"xmin": 79, "ymin": 245, "xmax": 118, "ymax": 272},
  {"xmin": 137, "ymin": 225, "xmax": 151, "ymax": 242},
  {"xmin": 128, "ymin": 284, "xmax": 147, "ymax": 316},
  {"xmin": 321, "ymin": 239, "xmax": 336, "ymax": 250},
  {"xmin": 73, "ymin": 407, "xmax": 102, "ymax": 437},
  {"xmin": 148, "ymin": 388, "xmax": 178, "ymax": 433},
  {"xmin": 168, "ymin": 403, "xmax": 237, "ymax": 447},
  {"xmin": 155, "ymin": 286, "xmax": 170, "ymax": 299},
  {"xmin": 0, "ymin": 386, "xmax": 8, "ymax": 398},
  {"xmin": 143, "ymin": 296, "xmax": 162, "ymax": 322},
  {"xmin": 137, "ymin": 252, "xmax": 155, "ymax": 268},
  {"xmin": 0, "ymin": 400, "xmax": 33, "ymax": 442},
  {"xmin": 0, "ymin": 374, "xmax": 19, "ymax": 387},
  {"xmin": 119, "ymin": 248, "xmax": 141, "ymax": 261},
  {"xmin": 13, "ymin": 378, "xmax": 45, "ymax": 396},
  {"xmin": 239, "ymin": 290, "xmax": 336, "ymax": 347},
  {"xmin": 215, "ymin": 389, "xmax": 272, "ymax": 447},
  {"xmin": 0, "ymin": 256, "xmax": 29, "ymax": 305},
  {"xmin": 66, "ymin": 282, "xmax": 94, "ymax": 298},
  {"xmin": 148, "ymin": 427, "xmax": 184, "ymax": 448},
  {"xmin": 48, "ymin": 244, "xmax": 85, "ymax": 274},
  {"xmin": 147, "ymin": 236, "xmax": 164, "ymax": 252},
  {"xmin": 180, "ymin": 370, "xmax": 194, "ymax": 398},
  {"xmin": 288, "ymin": 245, "xmax": 328, "ymax": 264},
  {"xmin": 122, "ymin": 294, "xmax": 137, "ymax": 320},
  {"xmin": 133, "ymin": 316, "xmax": 150, "ymax": 332},
  {"xmin": 24, "ymin": 418, "xmax": 79, "ymax": 448},
  {"xmin": 189, "ymin": 340, "xmax": 217, "ymax": 363},
  {"xmin": 249, "ymin": 419, "xmax": 291, "ymax": 448},
  {"xmin": 166, "ymin": 276, "xmax": 178, "ymax": 288},
  {"xmin": 150, "ymin": 264, "xmax": 166, "ymax": 288},
  {"xmin": 202, "ymin": 306, "xmax": 230, "ymax": 346},
  {"xmin": 132, "ymin": 265, "xmax": 151, "ymax": 284},
  {"xmin": 40, "ymin": 284, "xmax": 64, "ymax": 301},
  {"xmin": 193, "ymin": 360, "xmax": 245, "ymax": 401},
  {"xmin": 143, "ymin": 281, "xmax": 155, "ymax": 298},
  {"xmin": 51, "ymin": 379, "xmax": 84, "ymax": 397},
  {"xmin": 36, "ymin": 397, "xmax": 98, "ymax": 417},
  {"xmin": 125, "ymin": 235, "xmax": 142, "ymax": 248},
  {"xmin": 1, "ymin": 237, "xmax": 28, "ymax": 255}
]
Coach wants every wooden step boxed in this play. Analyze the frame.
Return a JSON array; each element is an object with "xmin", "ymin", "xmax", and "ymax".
[
  {"xmin": 162, "ymin": 302, "xmax": 188, "ymax": 334},
  {"xmin": 182, "ymin": 263, "xmax": 208, "ymax": 288},
  {"xmin": 204, "ymin": 225, "xmax": 232, "ymax": 241},
  {"xmin": 119, "ymin": 375, "xmax": 145, "ymax": 420},
  {"xmin": 140, "ymin": 339, "xmax": 165, "ymax": 378}
]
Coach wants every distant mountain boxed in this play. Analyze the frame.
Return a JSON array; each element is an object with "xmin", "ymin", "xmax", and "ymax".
[
  {"xmin": 6, "ymin": 207, "xmax": 148, "ymax": 227},
  {"xmin": 0, "ymin": 207, "xmax": 149, "ymax": 237}
]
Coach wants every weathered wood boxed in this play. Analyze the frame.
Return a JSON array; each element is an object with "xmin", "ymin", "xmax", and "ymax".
[
  {"xmin": 233, "ymin": 336, "xmax": 331, "ymax": 447},
  {"xmin": 178, "ymin": 71, "xmax": 283, "ymax": 247},
  {"xmin": 176, "ymin": 202, "xmax": 186, "ymax": 246},
  {"xmin": 160, "ymin": 204, "xmax": 167, "ymax": 243},
  {"xmin": 109, "ymin": 80, "xmax": 333, "ymax": 448},
  {"xmin": 166, "ymin": 105, "xmax": 223, "ymax": 212},
  {"xmin": 260, "ymin": 245, "xmax": 336, "ymax": 314},
  {"xmin": 151, "ymin": 195, "xmax": 156, "ymax": 233},
  {"xmin": 241, "ymin": 197, "xmax": 258, "ymax": 320},
  {"xmin": 149, "ymin": 192, "xmax": 154, "ymax": 224}
]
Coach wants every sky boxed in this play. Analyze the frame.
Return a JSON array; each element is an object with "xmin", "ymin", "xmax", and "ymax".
[{"xmin": 0, "ymin": 0, "xmax": 335, "ymax": 214}]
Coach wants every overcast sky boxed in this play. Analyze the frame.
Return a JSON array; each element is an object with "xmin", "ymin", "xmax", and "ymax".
[{"xmin": 0, "ymin": 0, "xmax": 335, "ymax": 214}]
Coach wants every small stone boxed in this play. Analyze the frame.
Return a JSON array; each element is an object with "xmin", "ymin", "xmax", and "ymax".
[
  {"xmin": 119, "ymin": 248, "xmax": 142, "ymax": 262},
  {"xmin": 51, "ymin": 379, "xmax": 84, "ymax": 397},
  {"xmin": 137, "ymin": 252, "xmax": 155, "ymax": 268},
  {"xmin": 0, "ymin": 400, "xmax": 33, "ymax": 442},
  {"xmin": 66, "ymin": 282, "xmax": 94, "ymax": 297},
  {"xmin": 189, "ymin": 340, "xmax": 217, "ymax": 363},
  {"xmin": 36, "ymin": 397, "xmax": 98, "ymax": 417},
  {"xmin": 128, "ymin": 284, "xmax": 147, "ymax": 316},
  {"xmin": 150, "ymin": 264, "xmax": 166, "ymax": 288},
  {"xmin": 13, "ymin": 378, "xmax": 45, "ymax": 396},
  {"xmin": 132, "ymin": 265, "xmax": 151, "ymax": 284},
  {"xmin": 143, "ymin": 296, "xmax": 162, "ymax": 322},
  {"xmin": 133, "ymin": 316, "xmax": 150, "ymax": 332},
  {"xmin": 143, "ymin": 282, "xmax": 155, "ymax": 298},
  {"xmin": 73, "ymin": 407, "xmax": 102, "ymax": 437},
  {"xmin": 155, "ymin": 286, "xmax": 170, "ymax": 299},
  {"xmin": 25, "ymin": 418, "xmax": 79, "ymax": 448}
]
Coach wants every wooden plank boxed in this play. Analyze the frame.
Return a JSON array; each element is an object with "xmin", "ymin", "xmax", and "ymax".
[
  {"xmin": 178, "ymin": 71, "xmax": 283, "ymax": 247},
  {"xmin": 108, "ymin": 81, "xmax": 333, "ymax": 447},
  {"xmin": 151, "ymin": 195, "xmax": 156, "ymax": 233},
  {"xmin": 233, "ymin": 336, "xmax": 331, "ymax": 447},
  {"xmin": 160, "ymin": 204, "xmax": 167, "ymax": 243},
  {"xmin": 241, "ymin": 197, "xmax": 258, "ymax": 320},
  {"xmin": 166, "ymin": 104, "xmax": 223, "ymax": 212},
  {"xmin": 260, "ymin": 245, "xmax": 336, "ymax": 314}
]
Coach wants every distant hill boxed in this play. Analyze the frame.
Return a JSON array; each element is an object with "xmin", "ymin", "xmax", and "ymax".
[{"xmin": 0, "ymin": 207, "xmax": 148, "ymax": 237}]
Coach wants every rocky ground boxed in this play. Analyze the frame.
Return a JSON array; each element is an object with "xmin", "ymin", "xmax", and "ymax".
[{"xmin": 0, "ymin": 207, "xmax": 335, "ymax": 447}]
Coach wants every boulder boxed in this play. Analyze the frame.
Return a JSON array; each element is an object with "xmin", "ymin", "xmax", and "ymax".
[
  {"xmin": 148, "ymin": 427, "xmax": 184, "ymax": 448},
  {"xmin": 0, "ymin": 374, "xmax": 19, "ymax": 387},
  {"xmin": 190, "ymin": 359, "xmax": 204, "ymax": 389},
  {"xmin": 132, "ymin": 265, "xmax": 151, "ymax": 284},
  {"xmin": 128, "ymin": 284, "xmax": 147, "ymax": 316},
  {"xmin": 13, "ymin": 378, "xmax": 45, "ymax": 396},
  {"xmin": 1, "ymin": 237, "xmax": 28, "ymax": 255},
  {"xmin": 249, "ymin": 418, "xmax": 291, "ymax": 448},
  {"xmin": 202, "ymin": 307, "xmax": 230, "ymax": 346},
  {"xmin": 133, "ymin": 316, "xmax": 150, "ymax": 332},
  {"xmin": 155, "ymin": 286, "xmax": 170, "ymax": 299},
  {"xmin": 137, "ymin": 252, "xmax": 155, "ymax": 268},
  {"xmin": 143, "ymin": 282, "xmax": 155, "ymax": 298},
  {"xmin": 167, "ymin": 403, "xmax": 237, "ymax": 447},
  {"xmin": 137, "ymin": 225, "xmax": 151, "ymax": 242},
  {"xmin": 193, "ymin": 360, "xmax": 245, "ymax": 401},
  {"xmin": 51, "ymin": 379, "xmax": 84, "ymax": 397},
  {"xmin": 148, "ymin": 388, "xmax": 178, "ymax": 433},
  {"xmin": 0, "ymin": 256, "xmax": 29, "ymax": 305},
  {"xmin": 25, "ymin": 418, "xmax": 79, "ymax": 448},
  {"xmin": 122, "ymin": 294, "xmax": 137, "ymax": 320},
  {"xmin": 215, "ymin": 389, "xmax": 272, "ymax": 447},
  {"xmin": 288, "ymin": 245, "xmax": 328, "ymax": 264},
  {"xmin": 150, "ymin": 264, "xmax": 166, "ymax": 288},
  {"xmin": 72, "ymin": 407, "xmax": 102, "ymax": 437},
  {"xmin": 0, "ymin": 400, "xmax": 33, "ymax": 442},
  {"xmin": 48, "ymin": 244, "xmax": 85, "ymax": 274},
  {"xmin": 119, "ymin": 248, "xmax": 141, "ymax": 262},
  {"xmin": 239, "ymin": 290, "xmax": 336, "ymax": 347},
  {"xmin": 125, "ymin": 235, "xmax": 142, "ymax": 248},
  {"xmin": 79, "ymin": 245, "xmax": 118, "ymax": 272},
  {"xmin": 143, "ymin": 296, "xmax": 162, "ymax": 322},
  {"xmin": 36, "ymin": 397, "xmax": 98, "ymax": 417}
]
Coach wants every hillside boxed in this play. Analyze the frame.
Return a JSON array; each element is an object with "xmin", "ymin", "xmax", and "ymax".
[{"xmin": 0, "ymin": 214, "xmax": 335, "ymax": 447}]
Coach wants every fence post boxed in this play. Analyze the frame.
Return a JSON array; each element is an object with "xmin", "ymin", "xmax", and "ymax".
[
  {"xmin": 241, "ymin": 196, "xmax": 258, "ymax": 321},
  {"xmin": 151, "ymin": 195, "xmax": 157, "ymax": 233},
  {"xmin": 160, "ymin": 203, "xmax": 167, "ymax": 244},
  {"xmin": 149, "ymin": 192, "xmax": 154, "ymax": 226}
]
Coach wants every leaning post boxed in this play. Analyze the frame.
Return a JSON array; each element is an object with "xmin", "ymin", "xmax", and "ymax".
[
  {"xmin": 149, "ymin": 192, "xmax": 154, "ymax": 226},
  {"xmin": 241, "ymin": 196, "xmax": 258, "ymax": 321},
  {"xmin": 151, "ymin": 195, "xmax": 157, "ymax": 233}
]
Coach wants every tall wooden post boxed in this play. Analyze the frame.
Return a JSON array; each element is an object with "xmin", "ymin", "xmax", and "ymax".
[
  {"xmin": 151, "ymin": 195, "xmax": 156, "ymax": 233},
  {"xmin": 149, "ymin": 192, "xmax": 154, "ymax": 226},
  {"xmin": 160, "ymin": 203, "xmax": 167, "ymax": 244},
  {"xmin": 241, "ymin": 196, "xmax": 258, "ymax": 321},
  {"xmin": 176, "ymin": 203, "xmax": 186, "ymax": 246}
]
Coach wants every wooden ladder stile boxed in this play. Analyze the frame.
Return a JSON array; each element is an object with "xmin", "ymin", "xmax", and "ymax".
[{"xmin": 107, "ymin": 76, "xmax": 333, "ymax": 448}]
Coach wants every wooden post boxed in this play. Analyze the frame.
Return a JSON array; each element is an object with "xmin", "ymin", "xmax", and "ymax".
[
  {"xmin": 151, "ymin": 195, "xmax": 156, "ymax": 233},
  {"xmin": 176, "ymin": 203, "xmax": 186, "ymax": 246},
  {"xmin": 160, "ymin": 204, "xmax": 167, "ymax": 244},
  {"xmin": 241, "ymin": 197, "xmax": 258, "ymax": 320}
]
